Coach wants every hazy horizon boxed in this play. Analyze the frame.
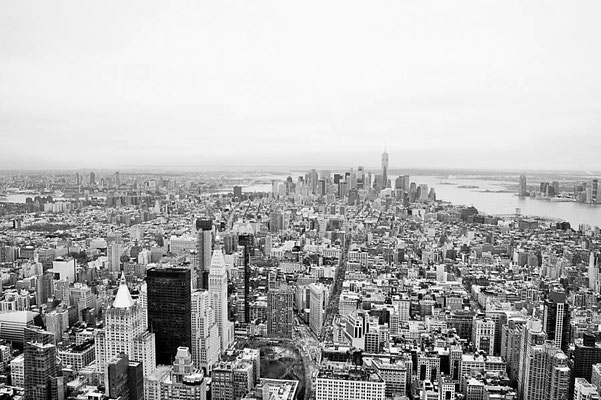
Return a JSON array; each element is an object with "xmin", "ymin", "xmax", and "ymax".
[
  {"xmin": 1, "ymin": 165, "xmax": 600, "ymax": 177},
  {"xmin": 2, "ymin": 1, "xmax": 601, "ymax": 171}
]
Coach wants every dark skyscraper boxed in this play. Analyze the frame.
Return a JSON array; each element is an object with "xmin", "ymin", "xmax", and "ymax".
[
  {"xmin": 543, "ymin": 291, "xmax": 571, "ymax": 353},
  {"xmin": 147, "ymin": 267, "xmax": 192, "ymax": 365},
  {"xmin": 519, "ymin": 174, "xmax": 528, "ymax": 196},
  {"xmin": 238, "ymin": 234, "xmax": 254, "ymax": 323},
  {"xmin": 196, "ymin": 218, "xmax": 213, "ymax": 290},
  {"xmin": 24, "ymin": 327, "xmax": 58, "ymax": 400},
  {"xmin": 107, "ymin": 353, "xmax": 144, "ymax": 400},
  {"xmin": 572, "ymin": 332, "xmax": 601, "ymax": 391},
  {"xmin": 233, "ymin": 185, "xmax": 243, "ymax": 199}
]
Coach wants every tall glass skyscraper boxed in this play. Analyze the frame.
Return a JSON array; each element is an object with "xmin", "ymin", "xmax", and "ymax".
[
  {"xmin": 196, "ymin": 218, "xmax": 213, "ymax": 290},
  {"xmin": 147, "ymin": 267, "xmax": 192, "ymax": 365},
  {"xmin": 382, "ymin": 150, "xmax": 389, "ymax": 189}
]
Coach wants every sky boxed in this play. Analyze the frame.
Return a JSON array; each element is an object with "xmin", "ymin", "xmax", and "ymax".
[{"xmin": 1, "ymin": 1, "xmax": 600, "ymax": 172}]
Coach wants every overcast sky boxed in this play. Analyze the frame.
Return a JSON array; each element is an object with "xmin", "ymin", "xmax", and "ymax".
[{"xmin": 1, "ymin": 1, "xmax": 600, "ymax": 171}]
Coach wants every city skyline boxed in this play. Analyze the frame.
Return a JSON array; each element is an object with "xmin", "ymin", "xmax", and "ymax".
[
  {"xmin": 2, "ymin": 1, "xmax": 601, "ymax": 399},
  {"xmin": 2, "ymin": 0, "xmax": 601, "ymax": 171}
]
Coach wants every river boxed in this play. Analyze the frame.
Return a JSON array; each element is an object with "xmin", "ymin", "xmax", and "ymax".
[
  {"xmin": 3, "ymin": 173, "xmax": 598, "ymax": 227},
  {"xmin": 238, "ymin": 173, "xmax": 601, "ymax": 228},
  {"xmin": 410, "ymin": 175, "xmax": 600, "ymax": 228}
]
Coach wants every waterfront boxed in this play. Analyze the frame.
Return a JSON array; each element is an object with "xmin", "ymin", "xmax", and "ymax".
[
  {"xmin": 412, "ymin": 175, "xmax": 601, "ymax": 228},
  {"xmin": 2, "ymin": 172, "xmax": 599, "ymax": 228},
  {"xmin": 238, "ymin": 173, "xmax": 601, "ymax": 228}
]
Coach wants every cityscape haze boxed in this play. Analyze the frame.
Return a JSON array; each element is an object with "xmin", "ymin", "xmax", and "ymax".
[
  {"xmin": 2, "ymin": 0, "xmax": 601, "ymax": 171},
  {"xmin": 1, "ymin": 2, "xmax": 601, "ymax": 400}
]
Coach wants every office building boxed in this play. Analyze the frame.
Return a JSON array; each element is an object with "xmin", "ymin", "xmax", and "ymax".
[
  {"xmin": 58, "ymin": 340, "xmax": 95, "ymax": 373},
  {"xmin": 266, "ymin": 285, "xmax": 294, "ymax": 338},
  {"xmin": 543, "ymin": 291, "xmax": 571, "ymax": 352},
  {"xmin": 573, "ymin": 333, "xmax": 601, "ymax": 389},
  {"xmin": 518, "ymin": 321, "xmax": 570, "ymax": 400},
  {"xmin": 96, "ymin": 274, "xmax": 156, "ymax": 379},
  {"xmin": 133, "ymin": 331, "xmax": 156, "ymax": 379},
  {"xmin": 108, "ymin": 242, "xmax": 122, "ymax": 274},
  {"xmin": 590, "ymin": 252, "xmax": 600, "ymax": 293},
  {"xmin": 308, "ymin": 283, "xmax": 329, "ymax": 336},
  {"xmin": 233, "ymin": 185, "xmax": 242, "ymax": 199},
  {"xmin": 159, "ymin": 347, "xmax": 206, "ymax": 400},
  {"xmin": 472, "ymin": 317, "xmax": 495, "ymax": 355},
  {"xmin": 371, "ymin": 358, "xmax": 408, "ymax": 398},
  {"xmin": 147, "ymin": 267, "xmax": 192, "ymax": 365},
  {"xmin": 239, "ymin": 234, "xmax": 254, "ymax": 323},
  {"xmin": 10, "ymin": 353, "xmax": 24, "ymax": 388},
  {"xmin": 381, "ymin": 150, "xmax": 389, "ymax": 189},
  {"xmin": 591, "ymin": 363, "xmax": 601, "ymax": 394},
  {"xmin": 212, "ymin": 349, "xmax": 260, "ymax": 400},
  {"xmin": 24, "ymin": 327, "xmax": 60, "ymax": 400},
  {"xmin": 107, "ymin": 353, "xmax": 144, "ymax": 400},
  {"xmin": 195, "ymin": 218, "xmax": 213, "ymax": 290},
  {"xmin": 519, "ymin": 174, "xmax": 528, "ymax": 196},
  {"xmin": 191, "ymin": 290, "xmax": 219, "ymax": 374},
  {"xmin": 518, "ymin": 319, "xmax": 546, "ymax": 398},
  {"xmin": 209, "ymin": 248, "xmax": 233, "ymax": 354},
  {"xmin": 574, "ymin": 378, "xmax": 601, "ymax": 400},
  {"xmin": 51, "ymin": 258, "xmax": 76, "ymax": 283},
  {"xmin": 315, "ymin": 365, "xmax": 385, "ymax": 400}
]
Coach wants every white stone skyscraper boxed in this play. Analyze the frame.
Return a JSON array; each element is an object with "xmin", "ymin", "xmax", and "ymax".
[
  {"xmin": 589, "ymin": 251, "xmax": 599, "ymax": 292},
  {"xmin": 139, "ymin": 282, "xmax": 148, "ymax": 331},
  {"xmin": 96, "ymin": 273, "xmax": 156, "ymax": 382},
  {"xmin": 209, "ymin": 247, "xmax": 233, "ymax": 354},
  {"xmin": 191, "ymin": 290, "xmax": 220, "ymax": 374},
  {"xmin": 518, "ymin": 319, "xmax": 571, "ymax": 400},
  {"xmin": 104, "ymin": 274, "xmax": 142, "ymax": 363}
]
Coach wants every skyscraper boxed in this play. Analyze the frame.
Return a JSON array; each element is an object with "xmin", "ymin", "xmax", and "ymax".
[
  {"xmin": 518, "ymin": 319, "xmax": 571, "ymax": 400},
  {"xmin": 543, "ymin": 291, "xmax": 571, "ymax": 353},
  {"xmin": 107, "ymin": 353, "xmax": 144, "ymax": 400},
  {"xmin": 191, "ymin": 290, "xmax": 219, "ymax": 374},
  {"xmin": 108, "ymin": 242, "xmax": 122, "ymax": 274},
  {"xmin": 160, "ymin": 347, "xmax": 206, "ymax": 400},
  {"xmin": 518, "ymin": 319, "xmax": 546, "ymax": 398},
  {"xmin": 196, "ymin": 218, "xmax": 213, "ymax": 290},
  {"xmin": 357, "ymin": 166, "xmax": 365, "ymax": 189},
  {"xmin": 519, "ymin": 174, "xmax": 528, "ymax": 196},
  {"xmin": 309, "ymin": 283, "xmax": 329, "ymax": 336},
  {"xmin": 209, "ymin": 248, "xmax": 233, "ymax": 354},
  {"xmin": 238, "ymin": 234, "xmax": 253, "ymax": 323},
  {"xmin": 590, "ymin": 251, "xmax": 600, "ymax": 293},
  {"xmin": 573, "ymin": 333, "xmax": 601, "ymax": 391},
  {"xmin": 266, "ymin": 285, "xmax": 294, "ymax": 338},
  {"xmin": 147, "ymin": 267, "xmax": 192, "ymax": 365},
  {"xmin": 97, "ymin": 274, "xmax": 156, "ymax": 379},
  {"xmin": 382, "ymin": 150, "xmax": 389, "ymax": 189},
  {"xmin": 24, "ymin": 327, "xmax": 59, "ymax": 400},
  {"xmin": 105, "ymin": 275, "xmax": 143, "ymax": 364}
]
